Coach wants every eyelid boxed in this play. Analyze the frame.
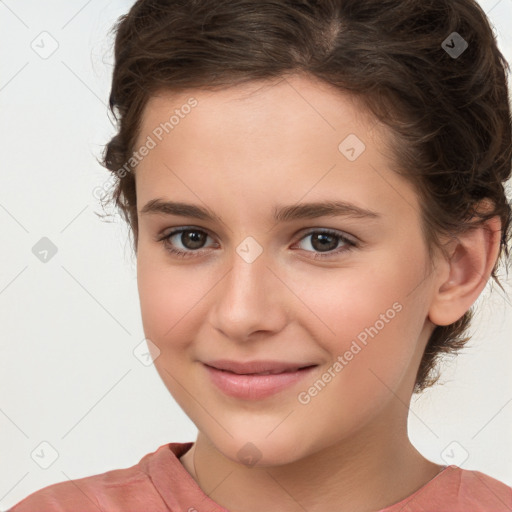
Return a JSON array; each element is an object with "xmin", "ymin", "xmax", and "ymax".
[
  {"xmin": 294, "ymin": 226, "xmax": 358, "ymax": 245},
  {"xmin": 157, "ymin": 225, "xmax": 215, "ymax": 243},
  {"xmin": 158, "ymin": 225, "xmax": 358, "ymax": 243}
]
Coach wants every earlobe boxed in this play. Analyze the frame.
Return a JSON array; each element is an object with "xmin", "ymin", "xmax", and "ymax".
[{"xmin": 428, "ymin": 215, "xmax": 502, "ymax": 327}]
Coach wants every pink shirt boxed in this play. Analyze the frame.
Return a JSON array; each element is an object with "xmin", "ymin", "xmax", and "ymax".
[{"xmin": 9, "ymin": 442, "xmax": 512, "ymax": 511}]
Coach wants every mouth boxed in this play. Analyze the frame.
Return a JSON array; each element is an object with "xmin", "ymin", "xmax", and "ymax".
[
  {"xmin": 203, "ymin": 359, "xmax": 318, "ymax": 375},
  {"xmin": 208, "ymin": 365, "xmax": 317, "ymax": 375},
  {"xmin": 202, "ymin": 362, "xmax": 319, "ymax": 400}
]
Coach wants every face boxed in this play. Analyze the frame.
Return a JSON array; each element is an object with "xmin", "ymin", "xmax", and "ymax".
[{"xmin": 134, "ymin": 74, "xmax": 438, "ymax": 466}]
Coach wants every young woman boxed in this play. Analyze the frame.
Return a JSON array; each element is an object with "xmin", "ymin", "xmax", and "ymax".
[{"xmin": 10, "ymin": 0, "xmax": 512, "ymax": 510}]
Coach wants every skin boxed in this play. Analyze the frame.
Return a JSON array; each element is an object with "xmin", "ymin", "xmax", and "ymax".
[{"xmin": 133, "ymin": 73, "xmax": 501, "ymax": 512}]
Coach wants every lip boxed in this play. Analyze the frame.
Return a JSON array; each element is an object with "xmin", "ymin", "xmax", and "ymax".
[
  {"xmin": 203, "ymin": 361, "xmax": 318, "ymax": 400},
  {"xmin": 203, "ymin": 359, "xmax": 316, "ymax": 374}
]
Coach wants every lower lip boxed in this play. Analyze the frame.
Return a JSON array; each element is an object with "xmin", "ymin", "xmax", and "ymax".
[{"xmin": 203, "ymin": 364, "xmax": 317, "ymax": 400}]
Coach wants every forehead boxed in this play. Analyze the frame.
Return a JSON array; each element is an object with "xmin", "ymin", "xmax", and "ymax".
[
  {"xmin": 139, "ymin": 75, "xmax": 375, "ymax": 145},
  {"xmin": 134, "ymin": 75, "xmax": 421, "ymax": 223}
]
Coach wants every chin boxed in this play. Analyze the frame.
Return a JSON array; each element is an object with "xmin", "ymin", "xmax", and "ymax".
[{"xmin": 207, "ymin": 430, "xmax": 312, "ymax": 468}]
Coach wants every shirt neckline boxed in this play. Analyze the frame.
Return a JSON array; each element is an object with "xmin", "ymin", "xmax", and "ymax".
[
  {"xmin": 376, "ymin": 463, "xmax": 455, "ymax": 511},
  {"xmin": 149, "ymin": 442, "xmax": 457, "ymax": 512}
]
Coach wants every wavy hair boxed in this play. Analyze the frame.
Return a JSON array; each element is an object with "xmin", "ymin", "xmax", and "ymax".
[{"xmin": 99, "ymin": 0, "xmax": 512, "ymax": 393}]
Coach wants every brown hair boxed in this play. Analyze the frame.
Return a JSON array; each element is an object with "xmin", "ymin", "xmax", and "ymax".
[{"xmin": 99, "ymin": 0, "xmax": 512, "ymax": 393}]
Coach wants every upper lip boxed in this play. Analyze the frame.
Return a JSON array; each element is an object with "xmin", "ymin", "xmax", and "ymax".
[{"xmin": 203, "ymin": 359, "xmax": 317, "ymax": 375}]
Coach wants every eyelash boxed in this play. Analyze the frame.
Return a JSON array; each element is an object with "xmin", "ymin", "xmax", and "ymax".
[{"xmin": 156, "ymin": 227, "xmax": 357, "ymax": 260}]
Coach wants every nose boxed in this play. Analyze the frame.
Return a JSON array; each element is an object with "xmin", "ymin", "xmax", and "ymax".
[{"xmin": 208, "ymin": 246, "xmax": 289, "ymax": 343}]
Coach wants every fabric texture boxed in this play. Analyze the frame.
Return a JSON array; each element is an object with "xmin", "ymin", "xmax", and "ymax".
[{"xmin": 9, "ymin": 442, "xmax": 512, "ymax": 512}]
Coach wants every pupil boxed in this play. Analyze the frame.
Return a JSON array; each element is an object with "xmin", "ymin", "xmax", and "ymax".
[
  {"xmin": 313, "ymin": 233, "xmax": 336, "ymax": 252},
  {"xmin": 183, "ymin": 230, "xmax": 205, "ymax": 249}
]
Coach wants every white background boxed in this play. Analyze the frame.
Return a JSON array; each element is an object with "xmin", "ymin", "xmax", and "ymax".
[{"xmin": 0, "ymin": 1, "xmax": 511, "ymax": 509}]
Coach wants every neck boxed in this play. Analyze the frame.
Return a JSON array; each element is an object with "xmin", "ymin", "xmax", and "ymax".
[{"xmin": 180, "ymin": 406, "xmax": 444, "ymax": 512}]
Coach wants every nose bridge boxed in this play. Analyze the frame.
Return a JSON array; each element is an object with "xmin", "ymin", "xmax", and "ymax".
[{"xmin": 209, "ymin": 240, "xmax": 287, "ymax": 340}]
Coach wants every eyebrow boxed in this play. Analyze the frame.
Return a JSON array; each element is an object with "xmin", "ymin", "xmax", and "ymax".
[{"xmin": 140, "ymin": 198, "xmax": 381, "ymax": 222}]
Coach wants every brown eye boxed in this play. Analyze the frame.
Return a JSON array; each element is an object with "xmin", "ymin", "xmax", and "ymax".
[
  {"xmin": 158, "ymin": 228, "xmax": 214, "ymax": 258},
  {"xmin": 177, "ymin": 229, "xmax": 208, "ymax": 250},
  {"xmin": 309, "ymin": 232, "xmax": 339, "ymax": 252},
  {"xmin": 294, "ymin": 229, "xmax": 357, "ymax": 260}
]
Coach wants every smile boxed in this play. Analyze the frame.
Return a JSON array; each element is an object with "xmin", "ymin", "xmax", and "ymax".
[{"xmin": 203, "ymin": 363, "xmax": 318, "ymax": 400}]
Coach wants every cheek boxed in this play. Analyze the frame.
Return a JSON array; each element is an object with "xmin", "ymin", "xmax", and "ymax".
[
  {"xmin": 137, "ymin": 256, "xmax": 211, "ymax": 407},
  {"xmin": 293, "ymin": 254, "xmax": 425, "ymax": 385},
  {"xmin": 136, "ymin": 250, "xmax": 206, "ymax": 348},
  {"xmin": 287, "ymin": 259, "xmax": 404, "ymax": 339}
]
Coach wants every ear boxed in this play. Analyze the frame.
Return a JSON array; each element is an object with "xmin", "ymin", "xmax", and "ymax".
[{"xmin": 428, "ymin": 211, "xmax": 502, "ymax": 327}]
